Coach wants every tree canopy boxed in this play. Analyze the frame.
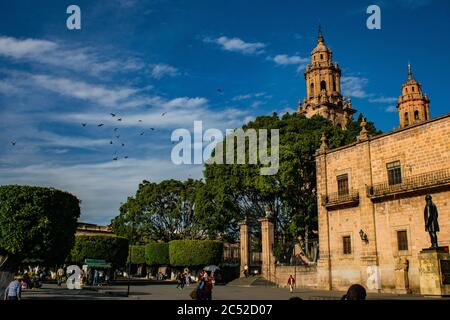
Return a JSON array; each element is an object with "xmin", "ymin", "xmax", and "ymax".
[
  {"xmin": 111, "ymin": 179, "xmax": 210, "ymax": 243},
  {"xmin": 0, "ymin": 185, "xmax": 80, "ymax": 269},
  {"xmin": 68, "ymin": 234, "xmax": 129, "ymax": 266}
]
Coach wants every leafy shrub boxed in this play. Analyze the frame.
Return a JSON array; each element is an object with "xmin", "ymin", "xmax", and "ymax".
[
  {"xmin": 169, "ymin": 240, "xmax": 223, "ymax": 267},
  {"xmin": 145, "ymin": 243, "xmax": 169, "ymax": 266},
  {"xmin": 128, "ymin": 245, "xmax": 146, "ymax": 264}
]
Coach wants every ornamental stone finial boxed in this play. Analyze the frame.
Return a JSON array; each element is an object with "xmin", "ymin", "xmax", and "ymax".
[
  {"xmin": 357, "ymin": 117, "xmax": 369, "ymax": 142},
  {"xmin": 319, "ymin": 132, "xmax": 328, "ymax": 152}
]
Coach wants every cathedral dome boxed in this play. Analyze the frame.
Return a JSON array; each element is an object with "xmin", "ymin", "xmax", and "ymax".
[{"xmin": 311, "ymin": 34, "xmax": 331, "ymax": 55}]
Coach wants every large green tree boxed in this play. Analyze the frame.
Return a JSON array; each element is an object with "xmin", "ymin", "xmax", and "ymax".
[
  {"xmin": 111, "ymin": 179, "xmax": 209, "ymax": 243},
  {"xmin": 0, "ymin": 185, "xmax": 80, "ymax": 292}
]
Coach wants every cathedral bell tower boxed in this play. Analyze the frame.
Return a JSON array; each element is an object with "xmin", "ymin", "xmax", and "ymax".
[
  {"xmin": 397, "ymin": 64, "xmax": 430, "ymax": 128},
  {"xmin": 297, "ymin": 27, "xmax": 356, "ymax": 129}
]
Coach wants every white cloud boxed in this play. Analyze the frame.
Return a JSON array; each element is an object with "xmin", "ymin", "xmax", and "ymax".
[
  {"xmin": 341, "ymin": 76, "xmax": 369, "ymax": 98},
  {"xmin": 0, "ymin": 36, "xmax": 143, "ymax": 76},
  {"xmin": 272, "ymin": 54, "xmax": 309, "ymax": 72},
  {"xmin": 161, "ymin": 97, "xmax": 207, "ymax": 109},
  {"xmin": 204, "ymin": 36, "xmax": 266, "ymax": 55},
  {"xmin": 232, "ymin": 92, "xmax": 266, "ymax": 101},
  {"xmin": 250, "ymin": 101, "xmax": 263, "ymax": 108},
  {"xmin": 30, "ymin": 74, "xmax": 139, "ymax": 108},
  {"xmin": 385, "ymin": 105, "xmax": 397, "ymax": 112},
  {"xmin": 232, "ymin": 94, "xmax": 253, "ymax": 101},
  {"xmin": 0, "ymin": 37, "xmax": 57, "ymax": 58},
  {"xmin": 150, "ymin": 63, "xmax": 179, "ymax": 79},
  {"xmin": 369, "ymin": 96, "xmax": 398, "ymax": 103}
]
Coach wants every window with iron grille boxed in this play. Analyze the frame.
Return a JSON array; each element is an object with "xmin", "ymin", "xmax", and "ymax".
[
  {"xmin": 397, "ymin": 230, "xmax": 408, "ymax": 251},
  {"xmin": 343, "ymin": 236, "xmax": 352, "ymax": 255},
  {"xmin": 387, "ymin": 161, "xmax": 402, "ymax": 185},
  {"xmin": 337, "ymin": 174, "xmax": 349, "ymax": 196}
]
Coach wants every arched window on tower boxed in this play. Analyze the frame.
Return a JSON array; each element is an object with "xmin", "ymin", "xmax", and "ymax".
[
  {"xmin": 404, "ymin": 112, "xmax": 409, "ymax": 126},
  {"xmin": 320, "ymin": 80, "xmax": 327, "ymax": 91},
  {"xmin": 320, "ymin": 54, "xmax": 323, "ymax": 60},
  {"xmin": 414, "ymin": 110, "xmax": 419, "ymax": 120},
  {"xmin": 412, "ymin": 87, "xmax": 415, "ymax": 92},
  {"xmin": 310, "ymin": 82, "xmax": 315, "ymax": 97},
  {"xmin": 333, "ymin": 79, "xmax": 336, "ymax": 92}
]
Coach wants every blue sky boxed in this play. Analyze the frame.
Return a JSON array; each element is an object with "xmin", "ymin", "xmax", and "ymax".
[{"xmin": 0, "ymin": 0, "xmax": 449, "ymax": 224}]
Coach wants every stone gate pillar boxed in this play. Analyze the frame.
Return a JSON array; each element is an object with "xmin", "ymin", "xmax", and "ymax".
[
  {"xmin": 239, "ymin": 220, "xmax": 250, "ymax": 278},
  {"xmin": 260, "ymin": 215, "xmax": 275, "ymax": 282}
]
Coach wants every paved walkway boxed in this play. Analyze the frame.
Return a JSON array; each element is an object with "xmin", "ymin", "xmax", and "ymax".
[{"xmin": 21, "ymin": 283, "xmax": 449, "ymax": 300}]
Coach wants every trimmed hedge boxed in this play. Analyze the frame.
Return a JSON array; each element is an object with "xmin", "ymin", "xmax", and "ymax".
[
  {"xmin": 128, "ymin": 245, "xmax": 146, "ymax": 264},
  {"xmin": 0, "ymin": 185, "xmax": 80, "ymax": 266},
  {"xmin": 145, "ymin": 243, "xmax": 169, "ymax": 266},
  {"xmin": 69, "ymin": 235, "xmax": 128, "ymax": 266},
  {"xmin": 169, "ymin": 240, "xmax": 223, "ymax": 267}
]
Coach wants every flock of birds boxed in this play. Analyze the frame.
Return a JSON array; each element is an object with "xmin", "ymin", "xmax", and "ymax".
[
  {"xmin": 9, "ymin": 110, "xmax": 170, "ymax": 161},
  {"xmin": 80, "ymin": 111, "xmax": 168, "ymax": 161},
  {"xmin": 8, "ymin": 88, "xmax": 225, "ymax": 161}
]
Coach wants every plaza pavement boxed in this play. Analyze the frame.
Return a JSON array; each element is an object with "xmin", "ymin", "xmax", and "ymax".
[{"xmin": 20, "ymin": 282, "xmax": 449, "ymax": 300}]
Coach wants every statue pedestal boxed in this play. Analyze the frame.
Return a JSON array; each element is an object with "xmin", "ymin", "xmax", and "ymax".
[{"xmin": 419, "ymin": 247, "xmax": 450, "ymax": 296}]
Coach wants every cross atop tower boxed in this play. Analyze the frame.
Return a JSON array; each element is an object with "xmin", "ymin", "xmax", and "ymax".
[
  {"xmin": 318, "ymin": 25, "xmax": 324, "ymax": 43},
  {"xmin": 408, "ymin": 63, "xmax": 413, "ymax": 80}
]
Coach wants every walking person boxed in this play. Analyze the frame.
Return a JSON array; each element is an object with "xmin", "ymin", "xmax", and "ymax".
[
  {"xmin": 4, "ymin": 276, "xmax": 22, "ymax": 300},
  {"xmin": 196, "ymin": 276, "xmax": 206, "ymax": 300},
  {"xmin": 185, "ymin": 273, "xmax": 190, "ymax": 287},
  {"xmin": 176, "ymin": 272, "xmax": 185, "ymax": 290},
  {"xmin": 93, "ymin": 269, "xmax": 99, "ymax": 286},
  {"xmin": 56, "ymin": 266, "xmax": 65, "ymax": 286},
  {"xmin": 203, "ymin": 275, "xmax": 213, "ymax": 300},
  {"xmin": 287, "ymin": 275, "xmax": 296, "ymax": 293},
  {"xmin": 243, "ymin": 264, "xmax": 249, "ymax": 278}
]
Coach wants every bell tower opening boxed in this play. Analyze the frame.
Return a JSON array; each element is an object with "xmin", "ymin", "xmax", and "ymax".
[{"xmin": 320, "ymin": 80, "xmax": 327, "ymax": 91}]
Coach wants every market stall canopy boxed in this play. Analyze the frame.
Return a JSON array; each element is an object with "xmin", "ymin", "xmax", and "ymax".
[{"xmin": 84, "ymin": 259, "xmax": 112, "ymax": 268}]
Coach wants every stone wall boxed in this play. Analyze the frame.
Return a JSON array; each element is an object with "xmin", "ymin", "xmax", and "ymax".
[{"xmin": 273, "ymin": 265, "xmax": 318, "ymax": 289}]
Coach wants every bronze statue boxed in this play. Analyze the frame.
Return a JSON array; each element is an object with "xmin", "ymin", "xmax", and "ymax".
[{"xmin": 424, "ymin": 195, "xmax": 439, "ymax": 248}]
